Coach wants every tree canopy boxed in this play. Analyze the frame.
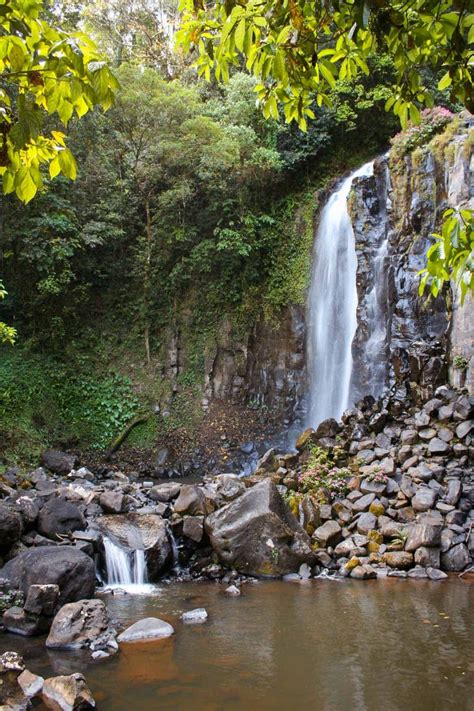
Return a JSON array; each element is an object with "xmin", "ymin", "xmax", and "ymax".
[
  {"xmin": 0, "ymin": 0, "xmax": 118, "ymax": 203},
  {"xmin": 177, "ymin": 0, "xmax": 473, "ymax": 130}
]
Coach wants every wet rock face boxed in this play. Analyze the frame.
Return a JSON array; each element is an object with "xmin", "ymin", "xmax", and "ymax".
[
  {"xmin": 205, "ymin": 478, "xmax": 315, "ymax": 577},
  {"xmin": 204, "ymin": 305, "xmax": 307, "ymax": 420}
]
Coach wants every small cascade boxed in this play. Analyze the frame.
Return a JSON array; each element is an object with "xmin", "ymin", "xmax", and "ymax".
[
  {"xmin": 307, "ymin": 160, "xmax": 374, "ymax": 427},
  {"xmin": 103, "ymin": 536, "xmax": 150, "ymax": 589}
]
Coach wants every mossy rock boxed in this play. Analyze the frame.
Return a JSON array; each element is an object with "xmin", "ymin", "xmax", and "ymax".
[
  {"xmin": 367, "ymin": 529, "xmax": 383, "ymax": 545},
  {"xmin": 344, "ymin": 556, "xmax": 361, "ymax": 572},
  {"xmin": 369, "ymin": 502, "xmax": 385, "ymax": 517}
]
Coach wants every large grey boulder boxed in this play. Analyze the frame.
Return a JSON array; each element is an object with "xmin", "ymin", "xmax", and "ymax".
[
  {"xmin": 313, "ymin": 520, "xmax": 342, "ymax": 547},
  {"xmin": 38, "ymin": 498, "xmax": 86, "ymax": 541},
  {"xmin": 97, "ymin": 514, "xmax": 172, "ymax": 580},
  {"xmin": 0, "ymin": 547, "xmax": 95, "ymax": 604},
  {"xmin": 0, "ymin": 504, "xmax": 22, "ymax": 552},
  {"xmin": 406, "ymin": 522, "xmax": 442, "ymax": 551},
  {"xmin": 441, "ymin": 543, "xmax": 471, "ymax": 571},
  {"xmin": 117, "ymin": 617, "xmax": 174, "ymax": 643},
  {"xmin": 41, "ymin": 450, "xmax": 78, "ymax": 475},
  {"xmin": 412, "ymin": 487, "xmax": 437, "ymax": 512},
  {"xmin": 204, "ymin": 478, "xmax": 315, "ymax": 577},
  {"xmin": 46, "ymin": 600, "xmax": 110, "ymax": 650}
]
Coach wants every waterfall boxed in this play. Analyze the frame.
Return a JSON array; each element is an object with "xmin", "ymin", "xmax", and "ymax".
[
  {"xmin": 363, "ymin": 236, "xmax": 390, "ymax": 398},
  {"xmin": 103, "ymin": 536, "xmax": 149, "ymax": 588},
  {"xmin": 307, "ymin": 160, "xmax": 374, "ymax": 427}
]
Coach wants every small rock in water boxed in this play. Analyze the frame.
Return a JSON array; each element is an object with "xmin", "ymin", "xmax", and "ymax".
[
  {"xmin": 181, "ymin": 608, "xmax": 208, "ymax": 624},
  {"xmin": 225, "ymin": 585, "xmax": 241, "ymax": 596},
  {"xmin": 426, "ymin": 567, "xmax": 448, "ymax": 581},
  {"xmin": 91, "ymin": 650, "xmax": 110, "ymax": 660},
  {"xmin": 282, "ymin": 573, "xmax": 301, "ymax": 582},
  {"xmin": 298, "ymin": 564, "xmax": 312, "ymax": 580},
  {"xmin": 117, "ymin": 617, "xmax": 174, "ymax": 643}
]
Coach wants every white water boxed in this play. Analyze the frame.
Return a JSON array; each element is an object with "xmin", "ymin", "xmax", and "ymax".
[
  {"xmin": 363, "ymin": 236, "xmax": 389, "ymax": 397},
  {"xmin": 307, "ymin": 161, "xmax": 374, "ymax": 427},
  {"xmin": 102, "ymin": 537, "xmax": 155, "ymax": 594}
]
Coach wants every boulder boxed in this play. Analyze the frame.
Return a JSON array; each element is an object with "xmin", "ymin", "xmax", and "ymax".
[
  {"xmin": 46, "ymin": 600, "xmax": 110, "ymax": 650},
  {"xmin": 441, "ymin": 543, "xmax": 471, "ymax": 572},
  {"xmin": 181, "ymin": 608, "xmax": 208, "ymax": 624},
  {"xmin": 0, "ymin": 547, "xmax": 95, "ymax": 604},
  {"xmin": 352, "ymin": 493, "xmax": 375, "ymax": 513},
  {"xmin": 414, "ymin": 546, "xmax": 440, "ymax": 568},
  {"xmin": 2, "ymin": 606, "xmax": 47, "ymax": 637},
  {"xmin": 149, "ymin": 483, "xmax": 181, "ymax": 503},
  {"xmin": 24, "ymin": 584, "xmax": 59, "ymax": 616},
  {"xmin": 350, "ymin": 564, "xmax": 377, "ymax": 580},
  {"xmin": 205, "ymin": 479, "xmax": 315, "ymax": 577},
  {"xmin": 426, "ymin": 567, "xmax": 448, "ymax": 581},
  {"xmin": 295, "ymin": 428, "xmax": 316, "ymax": 451},
  {"xmin": 41, "ymin": 450, "xmax": 78, "ymax": 475},
  {"xmin": 174, "ymin": 485, "xmax": 212, "ymax": 516},
  {"xmin": 99, "ymin": 491, "xmax": 124, "ymax": 514},
  {"xmin": 412, "ymin": 487, "xmax": 437, "ymax": 512},
  {"xmin": 357, "ymin": 512, "xmax": 377, "ymax": 535},
  {"xmin": 313, "ymin": 520, "xmax": 342, "ymax": 548},
  {"xmin": 382, "ymin": 551, "xmax": 414, "ymax": 569},
  {"xmin": 18, "ymin": 669, "xmax": 44, "ymax": 699},
  {"xmin": 97, "ymin": 514, "xmax": 172, "ymax": 580},
  {"xmin": 42, "ymin": 673, "xmax": 95, "ymax": 710},
  {"xmin": 214, "ymin": 474, "xmax": 246, "ymax": 501},
  {"xmin": 0, "ymin": 651, "xmax": 27, "ymax": 709},
  {"xmin": 182, "ymin": 516, "xmax": 204, "ymax": 543},
  {"xmin": 405, "ymin": 523, "xmax": 441, "ymax": 551},
  {"xmin": 14, "ymin": 496, "xmax": 41, "ymax": 529},
  {"xmin": 38, "ymin": 498, "xmax": 86, "ymax": 541},
  {"xmin": 315, "ymin": 418, "xmax": 340, "ymax": 439},
  {"xmin": 0, "ymin": 504, "xmax": 22, "ymax": 551},
  {"xmin": 117, "ymin": 617, "xmax": 174, "ymax": 643},
  {"xmin": 428, "ymin": 438, "xmax": 450, "ymax": 455}
]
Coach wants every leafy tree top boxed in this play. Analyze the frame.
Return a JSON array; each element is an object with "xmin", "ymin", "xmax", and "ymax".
[
  {"xmin": 177, "ymin": 0, "xmax": 473, "ymax": 130},
  {"xmin": 0, "ymin": 0, "xmax": 119, "ymax": 202}
]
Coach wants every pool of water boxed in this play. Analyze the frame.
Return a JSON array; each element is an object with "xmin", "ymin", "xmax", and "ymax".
[{"xmin": 4, "ymin": 578, "xmax": 473, "ymax": 710}]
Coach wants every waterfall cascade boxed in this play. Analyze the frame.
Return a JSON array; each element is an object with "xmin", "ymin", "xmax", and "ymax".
[
  {"xmin": 102, "ymin": 536, "xmax": 150, "ymax": 591},
  {"xmin": 307, "ymin": 160, "xmax": 374, "ymax": 427}
]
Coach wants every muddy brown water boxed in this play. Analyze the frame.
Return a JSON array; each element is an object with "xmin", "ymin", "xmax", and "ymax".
[{"xmin": 4, "ymin": 578, "xmax": 473, "ymax": 710}]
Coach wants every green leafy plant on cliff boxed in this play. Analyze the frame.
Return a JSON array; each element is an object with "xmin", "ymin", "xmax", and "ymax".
[{"xmin": 419, "ymin": 206, "xmax": 473, "ymax": 304}]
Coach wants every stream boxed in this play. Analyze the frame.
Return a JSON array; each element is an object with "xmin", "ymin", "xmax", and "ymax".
[{"xmin": 5, "ymin": 578, "xmax": 473, "ymax": 710}]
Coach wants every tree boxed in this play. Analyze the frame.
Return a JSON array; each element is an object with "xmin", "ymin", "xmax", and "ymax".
[
  {"xmin": 178, "ymin": 0, "xmax": 473, "ymax": 129},
  {"xmin": 0, "ymin": 0, "xmax": 118, "ymax": 203},
  {"xmin": 177, "ymin": 0, "xmax": 473, "ymax": 300}
]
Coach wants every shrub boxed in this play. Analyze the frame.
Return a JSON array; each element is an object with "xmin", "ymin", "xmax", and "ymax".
[{"xmin": 390, "ymin": 107, "xmax": 454, "ymax": 156}]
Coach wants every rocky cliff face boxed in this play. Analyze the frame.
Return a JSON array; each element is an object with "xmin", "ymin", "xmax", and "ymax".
[{"xmin": 163, "ymin": 114, "xmax": 472, "ymax": 421}]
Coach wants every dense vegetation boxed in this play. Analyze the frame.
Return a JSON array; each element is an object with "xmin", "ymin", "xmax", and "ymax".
[{"xmin": 0, "ymin": 0, "xmax": 465, "ymax": 466}]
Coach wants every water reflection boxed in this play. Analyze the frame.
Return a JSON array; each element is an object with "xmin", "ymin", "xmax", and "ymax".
[{"xmin": 3, "ymin": 579, "xmax": 473, "ymax": 710}]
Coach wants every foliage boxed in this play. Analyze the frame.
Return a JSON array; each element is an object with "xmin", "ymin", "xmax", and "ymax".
[
  {"xmin": 0, "ymin": 349, "xmax": 140, "ymax": 462},
  {"xmin": 177, "ymin": 0, "xmax": 474, "ymax": 131},
  {"xmin": 297, "ymin": 445, "xmax": 351, "ymax": 502},
  {"xmin": 390, "ymin": 107, "xmax": 454, "ymax": 156},
  {"xmin": 363, "ymin": 470, "xmax": 389, "ymax": 486},
  {"xmin": 419, "ymin": 207, "xmax": 473, "ymax": 304},
  {"xmin": 0, "ymin": 0, "xmax": 118, "ymax": 203},
  {"xmin": 0, "ymin": 280, "xmax": 16, "ymax": 344},
  {"xmin": 452, "ymin": 353, "xmax": 469, "ymax": 370}
]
